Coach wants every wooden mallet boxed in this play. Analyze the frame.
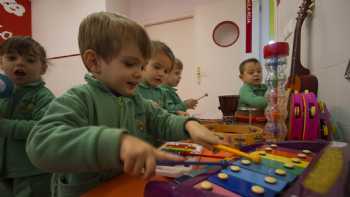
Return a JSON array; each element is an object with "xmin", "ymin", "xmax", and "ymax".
[
  {"xmin": 214, "ymin": 144, "xmax": 261, "ymax": 163},
  {"xmin": 197, "ymin": 93, "xmax": 208, "ymax": 101}
]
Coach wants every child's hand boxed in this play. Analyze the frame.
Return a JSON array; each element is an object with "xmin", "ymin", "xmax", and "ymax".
[
  {"xmin": 184, "ymin": 99, "xmax": 198, "ymax": 109},
  {"xmin": 151, "ymin": 101, "xmax": 160, "ymax": 108},
  {"xmin": 185, "ymin": 121, "xmax": 222, "ymax": 150},
  {"xmin": 176, "ymin": 111, "xmax": 189, "ymax": 116},
  {"xmin": 120, "ymin": 134, "xmax": 184, "ymax": 180}
]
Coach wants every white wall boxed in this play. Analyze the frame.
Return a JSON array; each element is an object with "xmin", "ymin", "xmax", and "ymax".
[
  {"xmin": 129, "ymin": 0, "xmax": 213, "ymax": 25},
  {"xmin": 105, "ymin": 0, "xmax": 129, "ymax": 16},
  {"xmin": 31, "ymin": 0, "xmax": 121, "ymax": 96},
  {"xmin": 193, "ymin": 0, "xmax": 246, "ymax": 118},
  {"xmin": 32, "ymin": 0, "xmax": 106, "ymax": 57},
  {"xmin": 43, "ymin": 56, "xmax": 86, "ymax": 96},
  {"xmin": 277, "ymin": 0, "xmax": 350, "ymax": 142}
]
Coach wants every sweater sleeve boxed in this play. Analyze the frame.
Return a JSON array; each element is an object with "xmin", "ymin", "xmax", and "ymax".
[
  {"xmin": 164, "ymin": 90, "xmax": 187, "ymax": 113},
  {"xmin": 239, "ymin": 85, "xmax": 267, "ymax": 109},
  {"xmin": 26, "ymin": 90, "xmax": 126, "ymax": 173},
  {"xmin": 144, "ymin": 99, "xmax": 190, "ymax": 141},
  {"xmin": 0, "ymin": 88, "xmax": 54, "ymax": 140},
  {"xmin": 169, "ymin": 101, "xmax": 187, "ymax": 113}
]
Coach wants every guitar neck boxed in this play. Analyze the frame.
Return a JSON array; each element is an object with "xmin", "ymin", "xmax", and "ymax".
[
  {"xmin": 290, "ymin": 18, "xmax": 310, "ymax": 76},
  {"xmin": 287, "ymin": 0, "xmax": 318, "ymax": 95}
]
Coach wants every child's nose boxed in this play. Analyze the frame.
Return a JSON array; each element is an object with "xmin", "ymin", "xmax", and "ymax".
[
  {"xmin": 14, "ymin": 58, "xmax": 25, "ymax": 67},
  {"xmin": 158, "ymin": 70, "xmax": 166, "ymax": 76},
  {"xmin": 131, "ymin": 66, "xmax": 141, "ymax": 77},
  {"xmin": 134, "ymin": 69, "xmax": 142, "ymax": 79}
]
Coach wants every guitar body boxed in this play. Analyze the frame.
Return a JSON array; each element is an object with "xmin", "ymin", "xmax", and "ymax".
[
  {"xmin": 287, "ymin": 74, "xmax": 318, "ymax": 94},
  {"xmin": 299, "ymin": 74, "xmax": 318, "ymax": 93},
  {"xmin": 286, "ymin": 0, "xmax": 318, "ymax": 95}
]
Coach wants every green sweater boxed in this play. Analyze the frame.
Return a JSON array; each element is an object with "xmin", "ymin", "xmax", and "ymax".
[
  {"xmin": 26, "ymin": 74, "xmax": 191, "ymax": 197},
  {"xmin": 238, "ymin": 83, "xmax": 268, "ymax": 110},
  {"xmin": 136, "ymin": 82, "xmax": 168, "ymax": 109},
  {"xmin": 0, "ymin": 80, "xmax": 54, "ymax": 178},
  {"xmin": 160, "ymin": 84, "xmax": 187, "ymax": 113}
]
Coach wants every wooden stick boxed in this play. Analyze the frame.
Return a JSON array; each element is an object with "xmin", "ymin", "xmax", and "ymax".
[
  {"xmin": 214, "ymin": 144, "xmax": 261, "ymax": 163},
  {"xmin": 197, "ymin": 93, "xmax": 208, "ymax": 100},
  {"xmin": 157, "ymin": 160, "xmax": 232, "ymax": 167},
  {"xmin": 179, "ymin": 152, "xmax": 227, "ymax": 159}
]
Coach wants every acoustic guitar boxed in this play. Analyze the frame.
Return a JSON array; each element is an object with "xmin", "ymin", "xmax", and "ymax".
[{"xmin": 286, "ymin": 0, "xmax": 318, "ymax": 95}]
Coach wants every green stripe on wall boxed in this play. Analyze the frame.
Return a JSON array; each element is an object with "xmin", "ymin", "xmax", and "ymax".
[{"xmin": 269, "ymin": 0, "xmax": 275, "ymax": 40}]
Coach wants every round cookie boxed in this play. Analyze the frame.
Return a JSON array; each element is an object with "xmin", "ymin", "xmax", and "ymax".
[
  {"xmin": 241, "ymin": 159, "xmax": 251, "ymax": 165},
  {"xmin": 264, "ymin": 176, "xmax": 277, "ymax": 184},
  {"xmin": 291, "ymin": 157, "xmax": 302, "ymax": 163},
  {"xmin": 230, "ymin": 165, "xmax": 241, "ymax": 172},
  {"xmin": 275, "ymin": 168, "xmax": 286, "ymax": 176},
  {"xmin": 251, "ymin": 185, "xmax": 264, "ymax": 194},
  {"xmin": 284, "ymin": 162, "xmax": 295, "ymax": 169},
  {"xmin": 297, "ymin": 153, "xmax": 307, "ymax": 158},
  {"xmin": 270, "ymin": 144, "xmax": 278, "ymax": 148},
  {"xmin": 200, "ymin": 181, "xmax": 213, "ymax": 190},
  {"xmin": 302, "ymin": 149, "xmax": 312, "ymax": 154},
  {"xmin": 217, "ymin": 172, "xmax": 229, "ymax": 180},
  {"xmin": 265, "ymin": 147, "xmax": 272, "ymax": 151}
]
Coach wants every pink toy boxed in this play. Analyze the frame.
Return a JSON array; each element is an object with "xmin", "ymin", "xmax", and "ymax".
[
  {"xmin": 318, "ymin": 101, "xmax": 333, "ymax": 140},
  {"xmin": 288, "ymin": 92, "xmax": 304, "ymax": 140},
  {"xmin": 302, "ymin": 91, "xmax": 319, "ymax": 140}
]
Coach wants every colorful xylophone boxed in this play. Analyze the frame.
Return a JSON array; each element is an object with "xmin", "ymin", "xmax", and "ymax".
[
  {"xmin": 146, "ymin": 141, "xmax": 334, "ymax": 197},
  {"xmin": 156, "ymin": 142, "xmax": 203, "ymax": 178},
  {"xmin": 207, "ymin": 144, "xmax": 314, "ymax": 197}
]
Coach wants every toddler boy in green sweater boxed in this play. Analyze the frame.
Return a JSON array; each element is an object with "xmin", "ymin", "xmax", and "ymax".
[
  {"xmin": 161, "ymin": 58, "xmax": 197, "ymax": 115},
  {"xmin": 26, "ymin": 12, "xmax": 221, "ymax": 197},
  {"xmin": 238, "ymin": 58, "xmax": 267, "ymax": 110}
]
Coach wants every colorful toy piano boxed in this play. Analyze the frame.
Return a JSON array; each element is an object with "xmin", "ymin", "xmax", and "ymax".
[
  {"xmin": 156, "ymin": 142, "xmax": 204, "ymax": 178},
  {"xmin": 145, "ymin": 141, "xmax": 349, "ymax": 197}
]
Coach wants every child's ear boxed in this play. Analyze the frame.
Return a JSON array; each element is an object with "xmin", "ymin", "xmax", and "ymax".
[
  {"xmin": 239, "ymin": 74, "xmax": 243, "ymax": 79},
  {"xmin": 40, "ymin": 63, "xmax": 48, "ymax": 75},
  {"xmin": 82, "ymin": 49, "xmax": 100, "ymax": 74}
]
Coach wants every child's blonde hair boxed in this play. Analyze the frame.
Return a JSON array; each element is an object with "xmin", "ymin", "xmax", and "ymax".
[
  {"xmin": 150, "ymin": 40, "xmax": 175, "ymax": 70},
  {"xmin": 78, "ymin": 12, "xmax": 152, "ymax": 66}
]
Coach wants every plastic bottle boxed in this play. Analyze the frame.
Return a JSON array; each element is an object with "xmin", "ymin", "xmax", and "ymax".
[{"xmin": 263, "ymin": 42, "xmax": 289, "ymax": 142}]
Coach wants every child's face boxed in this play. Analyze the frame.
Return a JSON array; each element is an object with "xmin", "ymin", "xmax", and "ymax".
[
  {"xmin": 94, "ymin": 43, "xmax": 146, "ymax": 96},
  {"xmin": 142, "ymin": 51, "xmax": 172, "ymax": 87},
  {"xmin": 164, "ymin": 67, "xmax": 182, "ymax": 87},
  {"xmin": 0, "ymin": 52, "xmax": 46, "ymax": 86},
  {"xmin": 240, "ymin": 62, "xmax": 263, "ymax": 86}
]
